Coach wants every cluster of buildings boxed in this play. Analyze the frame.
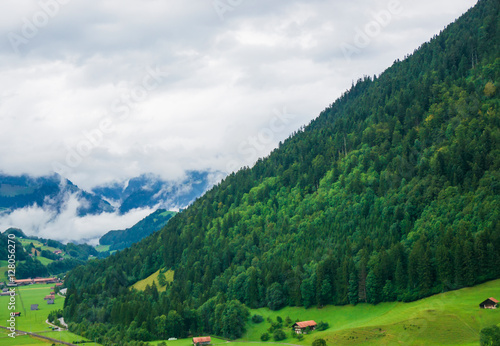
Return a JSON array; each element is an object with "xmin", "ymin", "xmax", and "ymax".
[{"xmin": 13, "ymin": 277, "xmax": 60, "ymax": 286}]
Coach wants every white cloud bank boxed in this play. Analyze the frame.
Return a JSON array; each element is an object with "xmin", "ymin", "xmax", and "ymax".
[
  {"xmin": 0, "ymin": 0, "xmax": 478, "ymax": 190},
  {"xmin": 0, "ymin": 193, "xmax": 154, "ymax": 244}
]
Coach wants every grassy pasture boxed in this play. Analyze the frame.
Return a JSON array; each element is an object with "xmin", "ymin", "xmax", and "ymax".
[
  {"xmin": 131, "ymin": 269, "xmax": 174, "ymax": 292},
  {"xmin": 0, "ymin": 283, "xmax": 96, "ymax": 345}
]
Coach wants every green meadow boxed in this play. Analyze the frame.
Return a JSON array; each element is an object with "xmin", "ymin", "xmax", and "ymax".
[
  {"xmin": 0, "ymin": 283, "xmax": 96, "ymax": 345},
  {"xmin": 1, "ymin": 279, "xmax": 497, "ymax": 345},
  {"xmin": 131, "ymin": 269, "xmax": 174, "ymax": 292},
  {"xmin": 149, "ymin": 279, "xmax": 500, "ymax": 345},
  {"xmin": 18, "ymin": 238, "xmax": 63, "ymax": 255},
  {"xmin": 95, "ymin": 244, "xmax": 110, "ymax": 253},
  {"xmin": 240, "ymin": 279, "xmax": 500, "ymax": 345},
  {"xmin": 0, "ymin": 260, "xmax": 8, "ymax": 279}
]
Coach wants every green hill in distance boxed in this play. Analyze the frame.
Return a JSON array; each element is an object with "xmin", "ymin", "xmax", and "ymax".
[
  {"xmin": 64, "ymin": 0, "xmax": 499, "ymax": 344},
  {"xmin": 99, "ymin": 209, "xmax": 176, "ymax": 251}
]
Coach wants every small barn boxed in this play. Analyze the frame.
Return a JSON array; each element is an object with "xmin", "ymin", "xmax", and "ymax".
[
  {"xmin": 193, "ymin": 336, "xmax": 211, "ymax": 345},
  {"xmin": 13, "ymin": 312, "xmax": 21, "ymax": 316},
  {"xmin": 47, "ymin": 299, "xmax": 54, "ymax": 305},
  {"xmin": 480, "ymin": 297, "xmax": 498, "ymax": 309},
  {"xmin": 293, "ymin": 320, "xmax": 317, "ymax": 334},
  {"xmin": 31, "ymin": 304, "xmax": 39, "ymax": 311}
]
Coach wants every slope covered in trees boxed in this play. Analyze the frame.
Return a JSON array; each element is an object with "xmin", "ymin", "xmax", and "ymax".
[
  {"xmin": 99, "ymin": 209, "xmax": 176, "ymax": 251},
  {"xmin": 63, "ymin": 0, "xmax": 500, "ymax": 344}
]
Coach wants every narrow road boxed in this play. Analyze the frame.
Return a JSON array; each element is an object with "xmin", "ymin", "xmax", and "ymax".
[{"xmin": 0, "ymin": 325, "xmax": 76, "ymax": 345}]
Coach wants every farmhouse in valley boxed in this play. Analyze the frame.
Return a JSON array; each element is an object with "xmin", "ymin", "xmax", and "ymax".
[
  {"xmin": 14, "ymin": 277, "xmax": 59, "ymax": 285},
  {"xmin": 479, "ymin": 297, "xmax": 498, "ymax": 309},
  {"xmin": 292, "ymin": 320, "xmax": 317, "ymax": 334},
  {"xmin": 14, "ymin": 278, "xmax": 33, "ymax": 286},
  {"xmin": 193, "ymin": 336, "xmax": 211, "ymax": 345}
]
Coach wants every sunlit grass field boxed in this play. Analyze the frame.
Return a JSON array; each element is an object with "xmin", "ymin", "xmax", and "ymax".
[
  {"xmin": 0, "ymin": 283, "xmax": 96, "ymax": 345},
  {"xmin": 131, "ymin": 269, "xmax": 174, "ymax": 292},
  {"xmin": 150, "ymin": 279, "xmax": 500, "ymax": 345}
]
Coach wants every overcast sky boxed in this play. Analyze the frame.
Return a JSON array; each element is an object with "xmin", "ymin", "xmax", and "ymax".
[{"xmin": 0, "ymin": 0, "xmax": 478, "ymax": 191}]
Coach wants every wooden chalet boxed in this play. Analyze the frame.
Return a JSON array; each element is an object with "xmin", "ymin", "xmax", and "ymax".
[
  {"xmin": 31, "ymin": 304, "xmax": 39, "ymax": 311},
  {"xmin": 13, "ymin": 312, "xmax": 21, "ymax": 316},
  {"xmin": 292, "ymin": 320, "xmax": 317, "ymax": 334},
  {"xmin": 479, "ymin": 297, "xmax": 498, "ymax": 309},
  {"xmin": 44, "ymin": 295, "xmax": 55, "ymax": 300},
  {"xmin": 193, "ymin": 336, "xmax": 211, "ymax": 345},
  {"xmin": 47, "ymin": 299, "xmax": 54, "ymax": 305}
]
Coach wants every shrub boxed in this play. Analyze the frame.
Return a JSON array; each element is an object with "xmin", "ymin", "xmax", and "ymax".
[
  {"xmin": 316, "ymin": 321, "xmax": 330, "ymax": 331},
  {"xmin": 251, "ymin": 314, "xmax": 264, "ymax": 323},
  {"xmin": 273, "ymin": 329, "xmax": 286, "ymax": 341},
  {"xmin": 260, "ymin": 333, "xmax": 270, "ymax": 341},
  {"xmin": 480, "ymin": 325, "xmax": 500, "ymax": 345},
  {"xmin": 312, "ymin": 339, "xmax": 326, "ymax": 346}
]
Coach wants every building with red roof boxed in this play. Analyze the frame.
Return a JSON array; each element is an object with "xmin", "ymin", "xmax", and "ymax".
[
  {"xmin": 193, "ymin": 336, "xmax": 211, "ymax": 345},
  {"xmin": 292, "ymin": 320, "xmax": 317, "ymax": 334}
]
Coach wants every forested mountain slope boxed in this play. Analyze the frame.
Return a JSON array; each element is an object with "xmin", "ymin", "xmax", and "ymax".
[
  {"xmin": 99, "ymin": 209, "xmax": 176, "ymax": 251},
  {"xmin": 64, "ymin": 0, "xmax": 500, "ymax": 344}
]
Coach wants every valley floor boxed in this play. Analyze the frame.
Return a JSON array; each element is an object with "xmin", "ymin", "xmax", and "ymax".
[
  {"xmin": 2, "ymin": 279, "xmax": 498, "ymax": 345},
  {"xmin": 154, "ymin": 279, "xmax": 500, "ymax": 346}
]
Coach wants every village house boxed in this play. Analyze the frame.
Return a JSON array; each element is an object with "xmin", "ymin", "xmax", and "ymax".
[
  {"xmin": 292, "ymin": 320, "xmax": 317, "ymax": 334},
  {"xmin": 31, "ymin": 304, "xmax": 39, "ymax": 311},
  {"xmin": 479, "ymin": 297, "xmax": 498, "ymax": 309},
  {"xmin": 44, "ymin": 295, "xmax": 55, "ymax": 300},
  {"xmin": 193, "ymin": 336, "xmax": 211, "ymax": 345},
  {"xmin": 54, "ymin": 250, "xmax": 63, "ymax": 255}
]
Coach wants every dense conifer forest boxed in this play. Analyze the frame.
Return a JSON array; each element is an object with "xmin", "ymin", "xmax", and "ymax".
[{"xmin": 63, "ymin": 0, "xmax": 499, "ymax": 344}]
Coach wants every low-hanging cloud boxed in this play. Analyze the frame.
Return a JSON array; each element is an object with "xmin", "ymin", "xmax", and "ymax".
[{"xmin": 0, "ymin": 192, "xmax": 155, "ymax": 244}]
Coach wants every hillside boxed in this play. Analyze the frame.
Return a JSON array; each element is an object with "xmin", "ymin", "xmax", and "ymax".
[
  {"xmin": 0, "ymin": 229, "xmax": 101, "ymax": 280},
  {"xmin": 0, "ymin": 173, "xmax": 113, "ymax": 216},
  {"xmin": 63, "ymin": 0, "xmax": 499, "ymax": 344},
  {"xmin": 99, "ymin": 209, "xmax": 176, "ymax": 251}
]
